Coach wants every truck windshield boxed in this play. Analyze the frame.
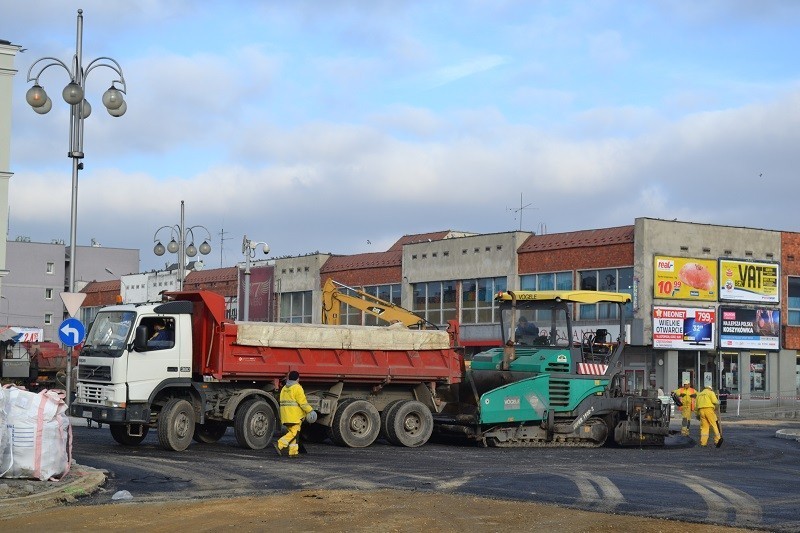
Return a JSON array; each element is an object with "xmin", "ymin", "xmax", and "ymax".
[{"xmin": 82, "ymin": 311, "xmax": 135, "ymax": 357}]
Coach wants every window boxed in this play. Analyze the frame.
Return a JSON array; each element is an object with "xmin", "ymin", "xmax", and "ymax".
[
  {"xmin": 788, "ymin": 277, "xmax": 800, "ymax": 325},
  {"xmin": 45, "ymin": 288, "xmax": 53, "ymax": 299},
  {"xmin": 520, "ymin": 271, "xmax": 573, "ymax": 291},
  {"xmin": 519, "ymin": 272, "xmax": 573, "ymax": 322},
  {"xmin": 577, "ymin": 267, "xmax": 634, "ymax": 320},
  {"xmin": 460, "ymin": 277, "xmax": 506, "ymax": 324},
  {"xmin": 330, "ymin": 284, "xmax": 402, "ymax": 326},
  {"xmin": 413, "ymin": 281, "xmax": 457, "ymax": 325},
  {"xmin": 46, "ymin": 262, "xmax": 54, "ymax": 274},
  {"xmin": 721, "ymin": 352, "xmax": 739, "ymax": 394},
  {"xmin": 363, "ymin": 284, "xmax": 402, "ymax": 326},
  {"xmin": 750, "ymin": 353, "xmax": 767, "ymax": 394},
  {"xmin": 44, "ymin": 313, "xmax": 53, "ymax": 325},
  {"xmin": 279, "ymin": 291, "xmax": 312, "ymax": 323}
]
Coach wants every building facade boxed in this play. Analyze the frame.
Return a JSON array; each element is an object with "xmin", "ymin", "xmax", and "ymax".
[
  {"xmin": 77, "ymin": 218, "xmax": 800, "ymax": 406},
  {"xmin": 0, "ymin": 40, "xmax": 21, "ymax": 296},
  {"xmin": 4, "ymin": 240, "xmax": 138, "ymax": 340}
]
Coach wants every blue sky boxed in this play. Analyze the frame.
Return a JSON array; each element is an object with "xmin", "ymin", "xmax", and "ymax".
[{"xmin": 3, "ymin": 1, "xmax": 800, "ymax": 274}]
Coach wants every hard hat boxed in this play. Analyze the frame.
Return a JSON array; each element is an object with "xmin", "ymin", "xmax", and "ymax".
[{"xmin": 305, "ymin": 410, "xmax": 318, "ymax": 424}]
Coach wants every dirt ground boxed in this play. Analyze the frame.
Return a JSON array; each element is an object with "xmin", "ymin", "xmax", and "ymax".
[{"xmin": 1, "ymin": 489, "xmax": 752, "ymax": 532}]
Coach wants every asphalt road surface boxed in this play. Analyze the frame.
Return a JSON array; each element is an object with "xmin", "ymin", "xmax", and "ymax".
[{"xmin": 67, "ymin": 418, "xmax": 800, "ymax": 531}]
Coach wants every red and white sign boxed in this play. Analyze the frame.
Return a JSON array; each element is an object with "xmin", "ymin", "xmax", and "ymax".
[{"xmin": 652, "ymin": 306, "xmax": 716, "ymax": 351}]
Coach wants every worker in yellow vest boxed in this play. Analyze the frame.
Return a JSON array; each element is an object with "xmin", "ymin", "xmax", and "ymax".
[
  {"xmin": 696, "ymin": 385, "xmax": 723, "ymax": 447},
  {"xmin": 275, "ymin": 370, "xmax": 315, "ymax": 457},
  {"xmin": 672, "ymin": 380, "xmax": 697, "ymax": 437}
]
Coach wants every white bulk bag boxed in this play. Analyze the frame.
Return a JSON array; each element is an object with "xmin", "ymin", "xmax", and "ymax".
[
  {"xmin": 1, "ymin": 386, "xmax": 72, "ymax": 480},
  {"xmin": 0, "ymin": 387, "xmax": 10, "ymax": 476}
]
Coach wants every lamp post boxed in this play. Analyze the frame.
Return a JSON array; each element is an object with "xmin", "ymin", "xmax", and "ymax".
[
  {"xmin": 25, "ymin": 9, "xmax": 127, "ymax": 404},
  {"xmin": 153, "ymin": 201, "xmax": 212, "ymax": 291},
  {"xmin": 242, "ymin": 235, "xmax": 270, "ymax": 321}
]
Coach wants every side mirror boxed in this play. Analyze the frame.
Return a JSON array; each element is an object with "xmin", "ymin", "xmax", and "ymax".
[{"xmin": 133, "ymin": 325, "xmax": 149, "ymax": 352}]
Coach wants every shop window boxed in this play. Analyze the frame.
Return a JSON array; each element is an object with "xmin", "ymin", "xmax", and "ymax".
[
  {"xmin": 750, "ymin": 353, "xmax": 767, "ymax": 395},
  {"xmin": 720, "ymin": 352, "xmax": 739, "ymax": 393}
]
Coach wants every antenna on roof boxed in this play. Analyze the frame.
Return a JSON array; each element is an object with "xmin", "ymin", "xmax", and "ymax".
[
  {"xmin": 507, "ymin": 193, "xmax": 537, "ymax": 231},
  {"xmin": 219, "ymin": 226, "xmax": 232, "ymax": 267}
]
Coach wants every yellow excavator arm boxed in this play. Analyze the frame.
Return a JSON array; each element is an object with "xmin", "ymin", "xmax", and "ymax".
[{"xmin": 321, "ymin": 279, "xmax": 436, "ymax": 329}]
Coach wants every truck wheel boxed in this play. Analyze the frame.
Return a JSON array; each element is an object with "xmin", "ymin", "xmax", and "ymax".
[
  {"xmin": 157, "ymin": 398, "xmax": 196, "ymax": 451},
  {"xmin": 234, "ymin": 398, "xmax": 276, "ymax": 450},
  {"xmin": 110, "ymin": 423, "xmax": 149, "ymax": 446},
  {"xmin": 386, "ymin": 400, "xmax": 433, "ymax": 447},
  {"xmin": 193, "ymin": 421, "xmax": 228, "ymax": 444},
  {"xmin": 330, "ymin": 399, "xmax": 380, "ymax": 448},
  {"xmin": 379, "ymin": 400, "xmax": 405, "ymax": 441}
]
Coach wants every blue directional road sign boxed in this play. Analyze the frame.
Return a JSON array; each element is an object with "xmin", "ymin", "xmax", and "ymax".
[{"xmin": 59, "ymin": 317, "xmax": 86, "ymax": 347}]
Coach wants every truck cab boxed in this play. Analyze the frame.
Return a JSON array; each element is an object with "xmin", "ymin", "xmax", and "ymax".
[{"xmin": 73, "ymin": 299, "xmax": 193, "ymax": 425}]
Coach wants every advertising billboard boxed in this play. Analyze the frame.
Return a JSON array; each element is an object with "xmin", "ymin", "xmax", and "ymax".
[
  {"xmin": 719, "ymin": 259, "xmax": 780, "ymax": 304},
  {"xmin": 652, "ymin": 306, "xmax": 716, "ymax": 350},
  {"xmin": 653, "ymin": 256, "xmax": 717, "ymax": 301},
  {"xmin": 719, "ymin": 306, "xmax": 780, "ymax": 350}
]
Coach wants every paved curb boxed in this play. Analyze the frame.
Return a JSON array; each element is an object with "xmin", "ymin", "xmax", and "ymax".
[
  {"xmin": 775, "ymin": 429, "xmax": 800, "ymax": 442},
  {"xmin": 0, "ymin": 463, "xmax": 106, "ymax": 518}
]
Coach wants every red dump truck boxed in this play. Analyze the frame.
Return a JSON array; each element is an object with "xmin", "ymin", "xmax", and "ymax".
[{"xmin": 70, "ymin": 291, "xmax": 462, "ymax": 451}]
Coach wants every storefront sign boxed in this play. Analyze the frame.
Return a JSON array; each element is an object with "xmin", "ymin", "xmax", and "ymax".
[
  {"xmin": 652, "ymin": 306, "xmax": 716, "ymax": 351},
  {"xmin": 653, "ymin": 256, "xmax": 717, "ymax": 301},
  {"xmin": 718, "ymin": 259, "xmax": 780, "ymax": 304},
  {"xmin": 719, "ymin": 306, "xmax": 780, "ymax": 350}
]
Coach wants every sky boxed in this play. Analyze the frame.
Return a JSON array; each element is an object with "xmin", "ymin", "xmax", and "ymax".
[{"xmin": 3, "ymin": 0, "xmax": 800, "ymax": 274}]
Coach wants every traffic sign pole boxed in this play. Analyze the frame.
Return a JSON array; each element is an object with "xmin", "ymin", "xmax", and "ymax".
[{"xmin": 59, "ymin": 316, "xmax": 86, "ymax": 406}]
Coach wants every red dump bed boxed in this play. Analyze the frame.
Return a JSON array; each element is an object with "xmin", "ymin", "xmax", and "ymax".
[{"xmin": 173, "ymin": 291, "xmax": 463, "ymax": 386}]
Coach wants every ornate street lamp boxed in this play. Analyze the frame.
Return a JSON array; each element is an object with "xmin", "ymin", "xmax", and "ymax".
[
  {"xmin": 242, "ymin": 235, "xmax": 270, "ymax": 321},
  {"xmin": 154, "ymin": 201, "xmax": 212, "ymax": 291},
  {"xmin": 25, "ymin": 9, "xmax": 127, "ymax": 403}
]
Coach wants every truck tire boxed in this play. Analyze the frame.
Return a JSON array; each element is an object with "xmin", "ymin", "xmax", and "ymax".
[
  {"xmin": 158, "ymin": 398, "xmax": 196, "ymax": 451},
  {"xmin": 193, "ymin": 420, "xmax": 228, "ymax": 444},
  {"xmin": 234, "ymin": 398, "xmax": 276, "ymax": 450},
  {"xmin": 330, "ymin": 399, "xmax": 380, "ymax": 448},
  {"xmin": 385, "ymin": 400, "xmax": 433, "ymax": 448},
  {"xmin": 379, "ymin": 400, "xmax": 405, "ymax": 441},
  {"xmin": 110, "ymin": 423, "xmax": 149, "ymax": 446}
]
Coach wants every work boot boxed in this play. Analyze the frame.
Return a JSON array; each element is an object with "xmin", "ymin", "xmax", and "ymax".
[{"xmin": 715, "ymin": 438, "xmax": 723, "ymax": 448}]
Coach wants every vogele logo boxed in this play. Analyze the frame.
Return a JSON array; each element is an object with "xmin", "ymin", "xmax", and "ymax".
[{"xmin": 656, "ymin": 259, "xmax": 675, "ymax": 271}]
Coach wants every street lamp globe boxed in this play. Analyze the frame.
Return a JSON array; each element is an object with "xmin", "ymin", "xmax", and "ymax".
[
  {"xmin": 26, "ymin": 84, "xmax": 48, "ymax": 108},
  {"xmin": 198, "ymin": 241, "xmax": 212, "ymax": 255},
  {"xmin": 33, "ymin": 97, "xmax": 52, "ymax": 115},
  {"xmin": 79, "ymin": 99, "xmax": 91, "ymax": 119},
  {"xmin": 167, "ymin": 239, "xmax": 179, "ymax": 254},
  {"xmin": 62, "ymin": 81, "xmax": 84, "ymax": 105},
  {"xmin": 102, "ymin": 86, "xmax": 124, "ymax": 110},
  {"xmin": 108, "ymin": 100, "xmax": 127, "ymax": 117},
  {"xmin": 185, "ymin": 243, "xmax": 197, "ymax": 257},
  {"xmin": 153, "ymin": 242, "xmax": 166, "ymax": 256}
]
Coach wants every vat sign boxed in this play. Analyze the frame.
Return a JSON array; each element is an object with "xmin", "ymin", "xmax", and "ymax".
[{"xmin": 719, "ymin": 259, "xmax": 779, "ymax": 304}]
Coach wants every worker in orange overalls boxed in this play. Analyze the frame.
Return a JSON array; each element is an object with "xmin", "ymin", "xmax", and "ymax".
[
  {"xmin": 275, "ymin": 370, "xmax": 314, "ymax": 458},
  {"xmin": 672, "ymin": 380, "xmax": 697, "ymax": 437},
  {"xmin": 696, "ymin": 385, "xmax": 723, "ymax": 447}
]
